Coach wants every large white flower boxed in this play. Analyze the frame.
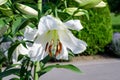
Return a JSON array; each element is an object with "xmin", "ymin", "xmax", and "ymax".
[
  {"xmin": 12, "ymin": 44, "xmax": 28, "ymax": 64},
  {"xmin": 12, "ymin": 26, "xmax": 38, "ymax": 63},
  {"xmin": 34, "ymin": 15, "xmax": 87, "ymax": 60}
]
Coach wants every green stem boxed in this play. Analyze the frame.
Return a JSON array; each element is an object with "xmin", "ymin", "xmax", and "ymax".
[
  {"xmin": 34, "ymin": 61, "xmax": 39, "ymax": 80},
  {"xmin": 0, "ymin": 64, "xmax": 2, "ymax": 80},
  {"xmin": 54, "ymin": 7, "xmax": 58, "ymax": 18},
  {"xmin": 38, "ymin": 0, "xmax": 42, "ymax": 19},
  {"xmin": 64, "ymin": 0, "xmax": 67, "ymax": 8}
]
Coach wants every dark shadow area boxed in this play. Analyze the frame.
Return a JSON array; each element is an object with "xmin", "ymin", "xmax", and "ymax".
[{"xmin": 113, "ymin": 24, "xmax": 120, "ymax": 32}]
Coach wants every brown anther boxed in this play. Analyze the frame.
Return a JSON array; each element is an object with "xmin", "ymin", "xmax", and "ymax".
[
  {"xmin": 48, "ymin": 44, "xmax": 53, "ymax": 57},
  {"xmin": 55, "ymin": 42, "xmax": 62, "ymax": 56},
  {"xmin": 45, "ymin": 42, "xmax": 49, "ymax": 51}
]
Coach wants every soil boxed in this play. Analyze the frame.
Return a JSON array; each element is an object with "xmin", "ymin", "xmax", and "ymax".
[
  {"xmin": 71, "ymin": 53, "xmax": 119, "ymax": 62},
  {"xmin": 49, "ymin": 53, "xmax": 119, "ymax": 63}
]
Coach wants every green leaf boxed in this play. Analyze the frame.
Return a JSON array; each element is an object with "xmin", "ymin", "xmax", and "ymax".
[
  {"xmin": 8, "ymin": 41, "xmax": 21, "ymax": 61},
  {"xmin": 15, "ymin": 18, "xmax": 37, "ymax": 34},
  {"xmin": 0, "ymin": 68, "xmax": 20, "ymax": 79},
  {"xmin": 39, "ymin": 64, "xmax": 82, "ymax": 76},
  {"xmin": 0, "ymin": 7, "xmax": 13, "ymax": 17},
  {"xmin": 9, "ymin": 78, "xmax": 20, "ymax": 80},
  {"xmin": 0, "ymin": 26, "xmax": 8, "ymax": 37},
  {"xmin": 0, "ymin": 51, "xmax": 6, "ymax": 64}
]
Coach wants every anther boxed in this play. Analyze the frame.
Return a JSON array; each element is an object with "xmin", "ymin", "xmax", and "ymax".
[
  {"xmin": 45, "ymin": 42, "xmax": 49, "ymax": 51},
  {"xmin": 55, "ymin": 42, "xmax": 62, "ymax": 56}
]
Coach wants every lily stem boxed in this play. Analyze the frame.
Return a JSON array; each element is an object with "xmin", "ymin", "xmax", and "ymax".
[
  {"xmin": 0, "ymin": 64, "xmax": 2, "ymax": 80},
  {"xmin": 38, "ymin": 0, "xmax": 42, "ymax": 19},
  {"xmin": 34, "ymin": 61, "xmax": 39, "ymax": 80}
]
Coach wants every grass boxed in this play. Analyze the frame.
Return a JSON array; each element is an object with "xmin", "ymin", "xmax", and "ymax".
[{"xmin": 111, "ymin": 13, "xmax": 120, "ymax": 32}]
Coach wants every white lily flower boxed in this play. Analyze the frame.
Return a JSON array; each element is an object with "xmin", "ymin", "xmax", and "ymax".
[
  {"xmin": 12, "ymin": 44, "xmax": 28, "ymax": 64},
  {"xmin": 34, "ymin": 15, "xmax": 87, "ymax": 60},
  {"xmin": 12, "ymin": 26, "xmax": 38, "ymax": 63},
  {"xmin": 28, "ymin": 43, "xmax": 47, "ymax": 62}
]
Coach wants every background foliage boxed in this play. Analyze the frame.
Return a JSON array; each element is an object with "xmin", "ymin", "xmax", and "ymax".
[
  {"xmin": 107, "ymin": 0, "xmax": 120, "ymax": 14},
  {"xmin": 71, "ymin": 4, "xmax": 112, "ymax": 55},
  {"xmin": 79, "ymin": 6, "xmax": 112, "ymax": 55}
]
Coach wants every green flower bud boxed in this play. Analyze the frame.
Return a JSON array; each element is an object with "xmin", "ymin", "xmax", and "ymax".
[
  {"xmin": 16, "ymin": 3, "xmax": 38, "ymax": 16},
  {"xmin": 64, "ymin": 7, "xmax": 88, "ymax": 16},
  {"xmin": 74, "ymin": 0, "xmax": 103, "ymax": 8},
  {"xmin": 94, "ymin": 1, "xmax": 107, "ymax": 8}
]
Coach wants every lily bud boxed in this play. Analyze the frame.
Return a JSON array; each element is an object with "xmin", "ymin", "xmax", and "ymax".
[
  {"xmin": 74, "ymin": 0, "xmax": 104, "ymax": 8},
  {"xmin": 94, "ymin": 1, "xmax": 107, "ymax": 8},
  {"xmin": 0, "ymin": 0, "xmax": 7, "ymax": 5},
  {"xmin": 64, "ymin": 7, "xmax": 87, "ymax": 16},
  {"xmin": 16, "ymin": 3, "xmax": 38, "ymax": 16}
]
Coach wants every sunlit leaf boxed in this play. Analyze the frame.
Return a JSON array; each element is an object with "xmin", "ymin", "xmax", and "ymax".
[
  {"xmin": 39, "ymin": 64, "xmax": 82, "ymax": 76},
  {"xmin": 15, "ymin": 18, "xmax": 37, "ymax": 34}
]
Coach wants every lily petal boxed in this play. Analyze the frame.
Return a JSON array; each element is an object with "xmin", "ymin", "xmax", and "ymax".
[
  {"xmin": 65, "ymin": 20, "xmax": 83, "ymax": 31},
  {"xmin": 12, "ymin": 44, "xmax": 28, "ymax": 64},
  {"xmin": 58, "ymin": 30, "xmax": 87, "ymax": 54},
  {"xmin": 56, "ymin": 44, "xmax": 68, "ymax": 60},
  {"xmin": 38, "ymin": 15, "xmax": 65, "ymax": 35},
  {"xmin": 24, "ymin": 26, "xmax": 38, "ymax": 41},
  {"xmin": 28, "ymin": 43, "xmax": 47, "ymax": 61}
]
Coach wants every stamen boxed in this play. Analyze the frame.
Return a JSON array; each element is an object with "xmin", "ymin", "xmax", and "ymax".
[
  {"xmin": 45, "ymin": 42, "xmax": 49, "ymax": 51},
  {"xmin": 55, "ymin": 42, "xmax": 62, "ymax": 56},
  {"xmin": 48, "ymin": 44, "xmax": 52, "ymax": 57}
]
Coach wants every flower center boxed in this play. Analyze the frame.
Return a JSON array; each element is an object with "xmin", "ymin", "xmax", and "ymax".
[{"xmin": 45, "ymin": 30, "xmax": 62, "ymax": 57}]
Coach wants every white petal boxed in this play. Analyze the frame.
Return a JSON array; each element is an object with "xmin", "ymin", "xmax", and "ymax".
[
  {"xmin": 56, "ymin": 44, "xmax": 68, "ymax": 60},
  {"xmin": 38, "ymin": 15, "xmax": 65, "ymax": 35},
  {"xmin": 58, "ymin": 30, "xmax": 87, "ymax": 54},
  {"xmin": 12, "ymin": 44, "xmax": 28, "ymax": 64},
  {"xmin": 24, "ymin": 26, "xmax": 38, "ymax": 41},
  {"xmin": 28, "ymin": 43, "xmax": 47, "ymax": 61},
  {"xmin": 65, "ymin": 20, "xmax": 83, "ymax": 31},
  {"xmin": 35, "ymin": 32, "xmax": 52, "ymax": 45}
]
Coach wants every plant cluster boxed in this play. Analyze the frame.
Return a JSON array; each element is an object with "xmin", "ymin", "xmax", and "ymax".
[{"xmin": 0, "ymin": 0, "xmax": 106, "ymax": 80}]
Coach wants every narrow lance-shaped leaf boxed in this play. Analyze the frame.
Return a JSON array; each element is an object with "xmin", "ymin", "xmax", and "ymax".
[
  {"xmin": 0, "ymin": 68, "xmax": 20, "ymax": 79},
  {"xmin": 39, "ymin": 64, "xmax": 82, "ymax": 76},
  {"xmin": 15, "ymin": 18, "xmax": 37, "ymax": 34},
  {"xmin": 8, "ymin": 41, "xmax": 21, "ymax": 61}
]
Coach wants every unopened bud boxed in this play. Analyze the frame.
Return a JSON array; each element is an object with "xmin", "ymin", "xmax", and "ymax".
[
  {"xmin": 74, "ymin": 0, "xmax": 104, "ymax": 8},
  {"xmin": 64, "ymin": 7, "xmax": 87, "ymax": 16},
  {"xmin": 16, "ymin": 3, "xmax": 38, "ymax": 16},
  {"xmin": 94, "ymin": 1, "xmax": 107, "ymax": 8}
]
